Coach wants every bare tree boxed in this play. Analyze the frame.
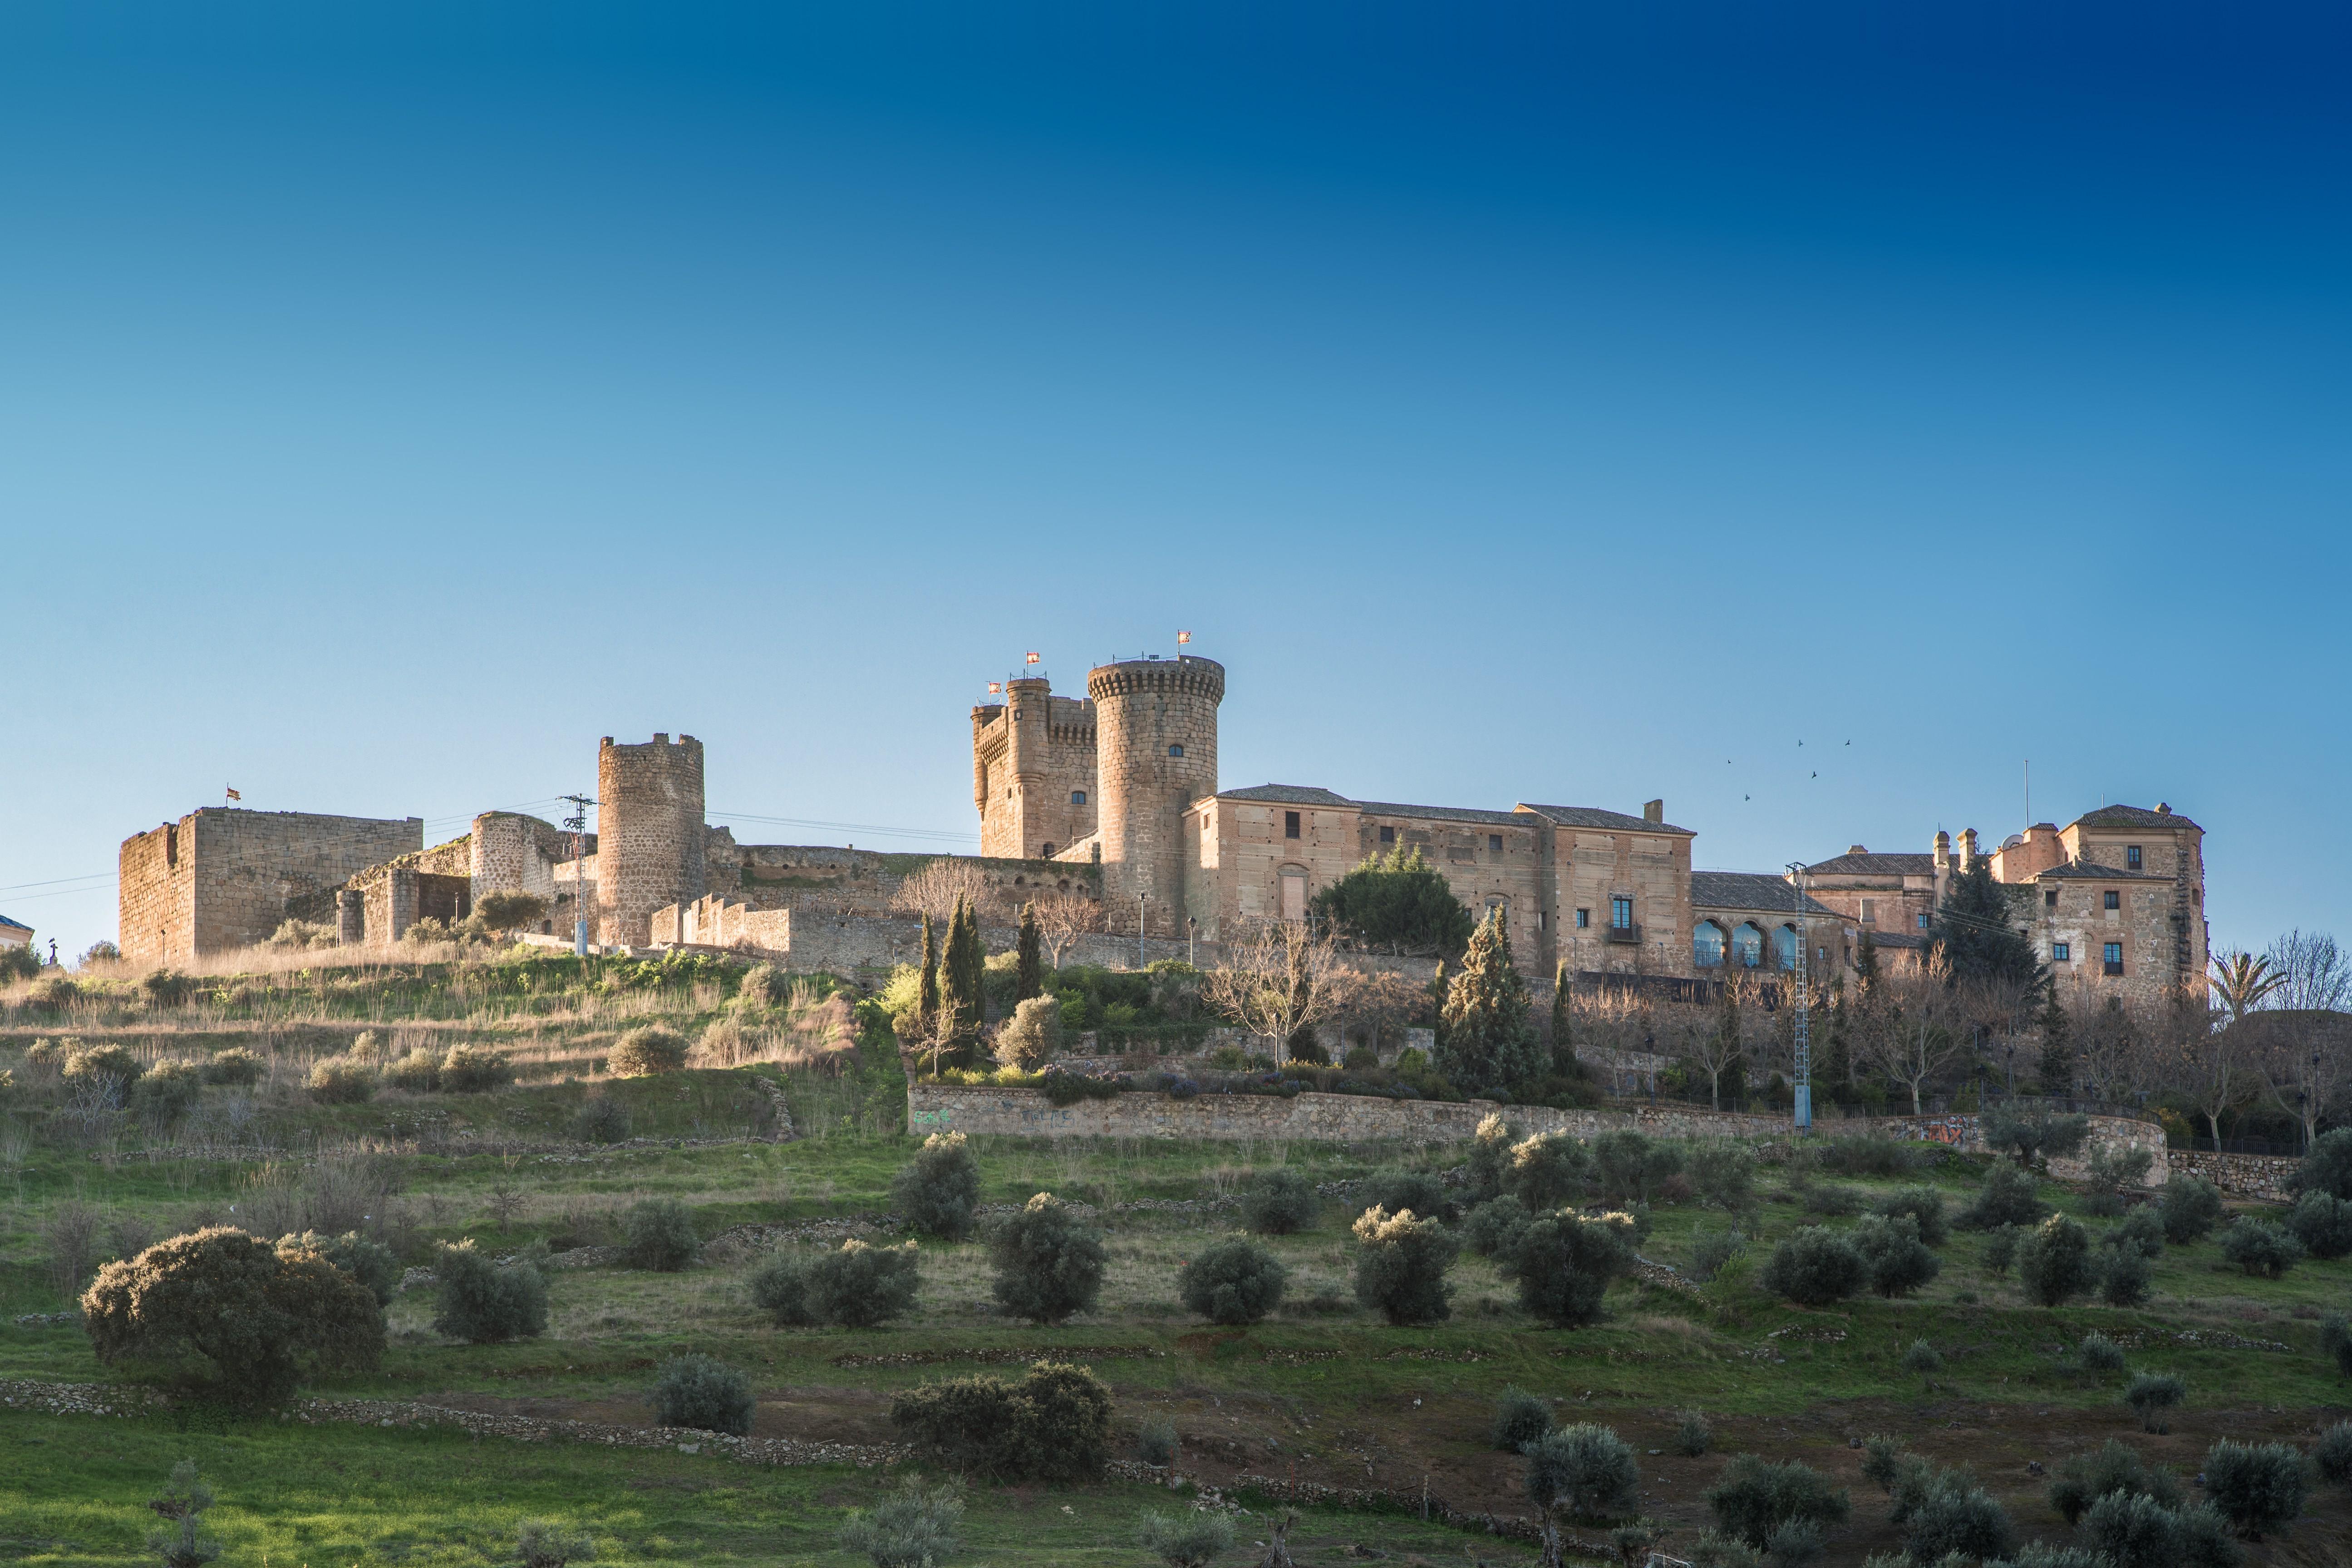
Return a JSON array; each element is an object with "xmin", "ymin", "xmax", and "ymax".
[
  {"xmin": 889, "ymin": 859, "xmax": 1001, "ymax": 926},
  {"xmin": 1325, "ymin": 968, "xmax": 1432, "ymax": 1058},
  {"xmin": 2164, "ymin": 988, "xmax": 2248, "ymax": 1147},
  {"xmin": 1855, "ymin": 963, "xmax": 1967, "ymax": 1115},
  {"xmin": 1031, "ymin": 891, "xmax": 1096, "ymax": 970},
  {"xmin": 1202, "ymin": 919, "xmax": 1341, "ymax": 1057},
  {"xmin": 2253, "ymin": 930, "xmax": 2352, "ymax": 1145}
]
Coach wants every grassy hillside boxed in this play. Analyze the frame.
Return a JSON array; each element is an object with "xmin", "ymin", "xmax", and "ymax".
[{"xmin": 2, "ymin": 951, "xmax": 2349, "ymax": 1567}]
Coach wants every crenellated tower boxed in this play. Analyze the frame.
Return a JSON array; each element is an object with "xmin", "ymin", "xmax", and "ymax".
[
  {"xmin": 596, "ymin": 733, "xmax": 707, "ymax": 945},
  {"xmin": 1087, "ymin": 654, "xmax": 1224, "ymax": 931}
]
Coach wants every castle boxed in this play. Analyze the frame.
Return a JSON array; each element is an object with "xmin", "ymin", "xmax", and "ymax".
[{"xmin": 116, "ymin": 648, "xmax": 2209, "ymax": 1006}]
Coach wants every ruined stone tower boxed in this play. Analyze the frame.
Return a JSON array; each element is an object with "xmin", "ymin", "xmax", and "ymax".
[
  {"xmin": 1087, "ymin": 654, "xmax": 1224, "ymax": 931},
  {"xmin": 596, "ymin": 733, "xmax": 706, "ymax": 946}
]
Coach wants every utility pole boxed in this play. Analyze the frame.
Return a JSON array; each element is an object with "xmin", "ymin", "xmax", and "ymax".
[
  {"xmin": 562, "ymin": 793, "xmax": 597, "ymax": 957},
  {"xmin": 1137, "ymin": 892, "xmax": 1146, "ymax": 970},
  {"xmin": 1786, "ymin": 861, "xmax": 1811, "ymax": 1132}
]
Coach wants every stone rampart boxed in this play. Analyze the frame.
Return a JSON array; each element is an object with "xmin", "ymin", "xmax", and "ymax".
[
  {"xmin": 118, "ymin": 808, "xmax": 423, "ymax": 963},
  {"xmin": 1873, "ymin": 1111, "xmax": 2169, "ymax": 1186},
  {"xmin": 2168, "ymin": 1148, "xmax": 2302, "ymax": 1202}
]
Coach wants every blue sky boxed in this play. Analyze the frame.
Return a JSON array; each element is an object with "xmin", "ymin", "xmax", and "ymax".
[{"xmin": 3, "ymin": 2, "xmax": 2346, "ymax": 963}]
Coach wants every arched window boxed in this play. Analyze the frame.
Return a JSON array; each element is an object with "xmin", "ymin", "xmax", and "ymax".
[
  {"xmin": 1040, "ymin": 845, "xmax": 1054, "ymax": 858},
  {"xmin": 1773, "ymin": 924, "xmax": 1798, "ymax": 970},
  {"xmin": 1732, "ymin": 923, "xmax": 1765, "ymax": 968},
  {"xmin": 1169, "ymin": 743, "xmax": 1185, "ymax": 757},
  {"xmin": 1692, "ymin": 921, "xmax": 1726, "ymax": 967},
  {"xmin": 1071, "ymin": 790, "xmax": 1086, "ymax": 805}
]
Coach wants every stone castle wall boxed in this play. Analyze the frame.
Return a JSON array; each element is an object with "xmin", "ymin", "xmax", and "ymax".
[
  {"xmin": 1090, "ymin": 656, "xmax": 1223, "ymax": 930},
  {"xmin": 597, "ymin": 734, "xmax": 706, "ymax": 946},
  {"xmin": 118, "ymin": 809, "xmax": 423, "ymax": 963},
  {"xmin": 974, "ymin": 684, "xmax": 1098, "ymax": 860},
  {"xmin": 2167, "ymin": 1148, "xmax": 2301, "ymax": 1202}
]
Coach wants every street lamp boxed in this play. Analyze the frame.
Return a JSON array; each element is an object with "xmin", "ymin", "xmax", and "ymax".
[{"xmin": 2005, "ymin": 1043, "xmax": 2015, "ymax": 1099}]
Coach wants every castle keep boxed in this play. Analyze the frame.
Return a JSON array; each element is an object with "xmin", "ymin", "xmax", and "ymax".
[{"xmin": 114, "ymin": 642, "xmax": 2210, "ymax": 1008}]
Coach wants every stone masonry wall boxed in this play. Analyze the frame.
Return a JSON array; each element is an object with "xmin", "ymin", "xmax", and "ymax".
[
  {"xmin": 118, "ymin": 808, "xmax": 422, "ymax": 962},
  {"xmin": 1089, "ymin": 656, "xmax": 1222, "ymax": 932},
  {"xmin": 597, "ymin": 734, "xmax": 706, "ymax": 946},
  {"xmin": 2167, "ymin": 1148, "xmax": 2302, "ymax": 1202}
]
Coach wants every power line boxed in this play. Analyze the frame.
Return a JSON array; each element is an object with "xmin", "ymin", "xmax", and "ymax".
[{"xmin": 0, "ymin": 871, "xmax": 117, "ymax": 894}]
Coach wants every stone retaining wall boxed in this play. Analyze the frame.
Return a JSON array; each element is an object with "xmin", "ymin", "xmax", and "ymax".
[
  {"xmin": 1874, "ymin": 1113, "xmax": 2170, "ymax": 1187},
  {"xmin": 2168, "ymin": 1148, "xmax": 2303, "ymax": 1202}
]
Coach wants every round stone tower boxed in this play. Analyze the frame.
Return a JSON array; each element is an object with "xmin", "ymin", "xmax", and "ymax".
[
  {"xmin": 596, "ymin": 733, "xmax": 707, "ymax": 946},
  {"xmin": 1086, "ymin": 654, "xmax": 1223, "ymax": 932}
]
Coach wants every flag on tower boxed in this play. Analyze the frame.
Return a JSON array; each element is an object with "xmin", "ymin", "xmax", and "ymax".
[
  {"xmin": 225, "ymin": 786, "xmax": 241, "ymax": 801},
  {"xmin": 1024, "ymin": 651, "xmax": 1040, "ymax": 664},
  {"xmin": 987, "ymin": 682, "xmax": 1003, "ymax": 695},
  {"xmin": 1176, "ymin": 630, "xmax": 1191, "ymax": 644}
]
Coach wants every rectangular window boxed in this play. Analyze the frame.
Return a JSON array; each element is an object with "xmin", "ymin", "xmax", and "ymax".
[
  {"xmin": 1071, "ymin": 790, "xmax": 1087, "ymax": 805},
  {"xmin": 2053, "ymin": 941, "xmax": 2071, "ymax": 962},
  {"xmin": 1487, "ymin": 833, "xmax": 1503, "ymax": 853},
  {"xmin": 1917, "ymin": 912, "xmax": 1930, "ymax": 930},
  {"xmin": 2104, "ymin": 890, "xmax": 2120, "ymax": 910},
  {"xmin": 1378, "ymin": 825, "xmax": 1395, "ymax": 845},
  {"xmin": 1610, "ymin": 896, "xmax": 1634, "ymax": 930},
  {"xmin": 2126, "ymin": 845, "xmax": 2143, "ymax": 870},
  {"xmin": 2104, "ymin": 941, "xmax": 2124, "ymax": 975},
  {"xmin": 1859, "ymin": 898, "xmax": 1874, "ymax": 924},
  {"xmin": 1575, "ymin": 908, "xmax": 1590, "ymax": 929},
  {"xmin": 2045, "ymin": 888, "xmax": 2059, "ymax": 908},
  {"xmin": 1284, "ymin": 811, "xmax": 1300, "ymax": 839},
  {"xmin": 1537, "ymin": 909, "xmax": 1547, "ymax": 930},
  {"xmin": 1280, "ymin": 872, "xmax": 1307, "ymax": 922}
]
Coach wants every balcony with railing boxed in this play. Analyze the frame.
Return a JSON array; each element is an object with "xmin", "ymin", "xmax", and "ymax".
[{"xmin": 1604, "ymin": 922, "xmax": 1642, "ymax": 945}]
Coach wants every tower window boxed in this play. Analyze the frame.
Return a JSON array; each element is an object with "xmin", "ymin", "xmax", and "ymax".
[
  {"xmin": 1284, "ymin": 811, "xmax": 1300, "ymax": 839},
  {"xmin": 1378, "ymin": 825, "xmax": 1395, "ymax": 845},
  {"xmin": 1487, "ymin": 834, "xmax": 1503, "ymax": 853},
  {"xmin": 1610, "ymin": 896, "xmax": 1634, "ymax": 930},
  {"xmin": 2104, "ymin": 941, "xmax": 2124, "ymax": 975},
  {"xmin": 2104, "ymin": 890, "xmax": 2120, "ymax": 910},
  {"xmin": 1575, "ymin": 908, "xmax": 1590, "ymax": 929},
  {"xmin": 1916, "ymin": 912, "xmax": 1929, "ymax": 930},
  {"xmin": 2053, "ymin": 941, "xmax": 2071, "ymax": 962},
  {"xmin": 1071, "ymin": 790, "xmax": 1086, "ymax": 805},
  {"xmin": 1040, "ymin": 844, "xmax": 1055, "ymax": 858},
  {"xmin": 2126, "ymin": 845, "xmax": 2142, "ymax": 869},
  {"xmin": 1168, "ymin": 744, "xmax": 1184, "ymax": 757}
]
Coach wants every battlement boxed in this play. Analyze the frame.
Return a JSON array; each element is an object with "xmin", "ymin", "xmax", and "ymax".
[{"xmin": 1085, "ymin": 654, "xmax": 1226, "ymax": 703}]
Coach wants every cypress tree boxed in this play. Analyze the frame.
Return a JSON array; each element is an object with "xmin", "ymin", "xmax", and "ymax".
[
  {"xmin": 955, "ymin": 898, "xmax": 986, "ymax": 1044},
  {"xmin": 1437, "ymin": 909, "xmax": 1542, "ymax": 1094},
  {"xmin": 1016, "ymin": 902, "xmax": 1043, "ymax": 1001},
  {"xmin": 937, "ymin": 896, "xmax": 983, "ymax": 1066},
  {"xmin": 1855, "ymin": 928, "xmax": 1880, "ymax": 993},
  {"xmin": 1932, "ymin": 855, "xmax": 2042, "ymax": 989},
  {"xmin": 1428, "ymin": 959, "xmax": 1449, "ymax": 1053},
  {"xmin": 918, "ymin": 913, "xmax": 940, "ymax": 1039},
  {"xmin": 1820, "ymin": 980, "xmax": 1852, "ymax": 1103},
  {"xmin": 1549, "ymin": 959, "xmax": 1575, "ymax": 1076},
  {"xmin": 2036, "ymin": 981, "xmax": 2072, "ymax": 1096}
]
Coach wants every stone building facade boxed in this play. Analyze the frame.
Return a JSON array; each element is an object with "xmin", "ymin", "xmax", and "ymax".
[{"xmin": 118, "ymin": 808, "xmax": 423, "ymax": 963}]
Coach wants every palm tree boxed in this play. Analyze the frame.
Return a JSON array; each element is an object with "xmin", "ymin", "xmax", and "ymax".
[{"xmin": 2209, "ymin": 951, "xmax": 2286, "ymax": 1025}]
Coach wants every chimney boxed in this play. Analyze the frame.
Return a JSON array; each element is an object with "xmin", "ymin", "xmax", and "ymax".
[
  {"xmin": 1847, "ymin": 845, "xmax": 1867, "ymax": 855},
  {"xmin": 1933, "ymin": 830, "xmax": 1951, "ymax": 871},
  {"xmin": 1959, "ymin": 827, "xmax": 1979, "ymax": 869},
  {"xmin": 2155, "ymin": 802, "xmax": 2171, "ymax": 816},
  {"xmin": 1642, "ymin": 799, "xmax": 1663, "ymax": 825}
]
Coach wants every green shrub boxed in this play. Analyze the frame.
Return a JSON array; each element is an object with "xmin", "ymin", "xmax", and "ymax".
[
  {"xmin": 2124, "ymin": 1371, "xmax": 2186, "ymax": 1433},
  {"xmin": 199, "ymin": 1048, "xmax": 262, "ymax": 1087},
  {"xmin": 2100, "ymin": 1244, "xmax": 2154, "ymax": 1307},
  {"xmin": 1177, "ymin": 1238, "xmax": 1286, "ymax": 1326},
  {"xmin": 1135, "ymin": 1510, "xmax": 1234, "ymax": 1568},
  {"xmin": 1686, "ymin": 1531, "xmax": 1765, "ymax": 1568},
  {"xmin": 1306, "ymin": 845, "xmax": 1477, "ymax": 956},
  {"xmin": 1685, "ymin": 1225, "xmax": 1747, "ymax": 1284},
  {"xmin": 1900, "ymin": 1339, "xmax": 1943, "ymax": 1379},
  {"xmin": 1507, "ymin": 1132, "xmax": 1592, "ymax": 1210},
  {"xmin": 992, "ymin": 995, "xmax": 1063, "ymax": 1072},
  {"xmin": 1762, "ymin": 1519, "xmax": 1823, "ymax": 1568},
  {"xmin": 888, "ymin": 1361, "xmax": 1111, "ymax": 1482},
  {"xmin": 1688, "ymin": 1142, "xmax": 1758, "ymax": 1210},
  {"xmin": 608, "ymin": 1026, "xmax": 689, "ymax": 1077},
  {"xmin": 2312, "ymin": 1421, "xmax": 2352, "ymax": 1486},
  {"xmin": 1524, "ymin": 1422, "xmax": 1639, "ymax": 1523},
  {"xmin": 2160, "ymin": 1174, "xmax": 2226, "ymax": 1244},
  {"xmin": 1038, "ymin": 1069, "xmax": 1122, "ymax": 1105},
  {"xmin": 514, "ymin": 1519, "xmax": 597, "ymax": 1568},
  {"xmin": 1361, "ymin": 1167, "xmax": 1451, "ymax": 1222},
  {"xmin": 1491, "ymin": 1386, "xmax": 1553, "ymax": 1451},
  {"xmin": 130, "ymin": 1059, "xmax": 204, "ymax": 1123},
  {"xmin": 2078, "ymin": 1332, "xmax": 2128, "ymax": 1375},
  {"xmin": 27, "ymin": 975, "xmax": 83, "ymax": 1013},
  {"xmin": 2218, "ymin": 1215, "xmax": 2303, "ymax": 1278},
  {"xmin": 1674, "ymin": 1409, "xmax": 1713, "ymax": 1457},
  {"xmin": 1852, "ymin": 1214, "xmax": 1941, "ymax": 1298},
  {"xmin": 1982, "ymin": 1106, "xmax": 2090, "ymax": 1167},
  {"xmin": 2104, "ymin": 1207, "xmax": 2166, "ymax": 1260},
  {"xmin": 748, "ymin": 1252, "xmax": 813, "ymax": 1326},
  {"xmin": 62, "ymin": 1042, "xmax": 143, "ymax": 1086},
  {"xmin": 1351, "ymin": 1204, "xmax": 1458, "ymax": 1325},
  {"xmin": 1137, "ymin": 1416, "xmax": 1178, "ymax": 1466},
  {"xmin": 807, "ymin": 1240, "xmax": 921, "ymax": 1328},
  {"xmin": 1592, "ymin": 1131, "xmax": 1683, "ymax": 1204},
  {"xmin": 624, "ymin": 1199, "xmax": 700, "ymax": 1272},
  {"xmin": 279, "ymin": 1229, "xmax": 400, "ymax": 1306},
  {"xmin": 1498, "ymin": 1209, "xmax": 1634, "ymax": 1327},
  {"xmin": 1704, "ymin": 1454, "xmax": 1851, "ymax": 1550},
  {"xmin": 438, "ymin": 1046, "xmax": 512, "ymax": 1093},
  {"xmin": 1757, "ymin": 1227, "xmax": 1866, "ymax": 1307},
  {"xmin": 989, "ymin": 1194, "xmax": 1106, "ymax": 1325},
  {"xmin": 147, "ymin": 1459, "xmax": 221, "ymax": 1568},
  {"xmin": 2201, "ymin": 1439, "xmax": 2306, "ymax": 1540},
  {"xmin": 1239, "ymin": 1168, "xmax": 1319, "ymax": 1235},
  {"xmin": 2286, "ymin": 1190, "xmax": 2352, "ymax": 1260},
  {"xmin": 1959, "ymin": 1161, "xmax": 2046, "ymax": 1230},
  {"xmin": 2296, "ymin": 1127, "xmax": 2352, "ymax": 1201},
  {"xmin": 892, "ymin": 1131, "xmax": 982, "ymax": 1240},
  {"xmin": 2047, "ymin": 1440, "xmax": 2182, "ymax": 1524},
  {"xmin": 1982, "ymin": 1224, "xmax": 2021, "ymax": 1278},
  {"xmin": 305, "ymin": 1055, "xmax": 376, "ymax": 1104},
  {"xmin": 653, "ymin": 1353, "xmax": 755, "ymax": 1435},
  {"xmin": 1814, "ymin": 1135, "xmax": 1924, "ymax": 1177},
  {"xmin": 2322, "ymin": 1313, "xmax": 2352, "ymax": 1380},
  {"xmin": 573, "ymin": 1097, "xmax": 630, "ymax": 1143},
  {"xmin": 1866, "ymin": 1185, "xmax": 1949, "ymax": 1248},
  {"xmin": 1461, "ymin": 1195, "xmax": 1533, "ymax": 1258},
  {"xmin": 1859, "ymin": 1435, "xmax": 1904, "ymax": 1494},
  {"xmin": 838, "ymin": 1476, "xmax": 963, "ymax": 1568},
  {"xmin": 384, "ymin": 1050, "xmax": 441, "ymax": 1092},
  {"xmin": 2078, "ymin": 1491, "xmax": 2239, "ymax": 1568},
  {"xmin": 2017, "ymin": 1215, "xmax": 2097, "ymax": 1307},
  {"xmin": 1465, "ymin": 1114, "xmax": 1517, "ymax": 1201},
  {"xmin": 81, "ymin": 1226, "xmax": 384, "ymax": 1406},
  {"xmin": 1799, "ymin": 1183, "xmax": 1864, "ymax": 1217},
  {"xmin": 431, "ymin": 1242, "xmax": 547, "ymax": 1343},
  {"xmin": 1904, "ymin": 1480, "xmax": 2017, "ymax": 1565}
]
